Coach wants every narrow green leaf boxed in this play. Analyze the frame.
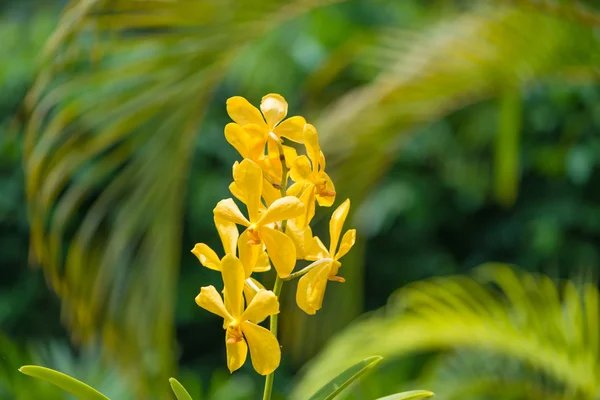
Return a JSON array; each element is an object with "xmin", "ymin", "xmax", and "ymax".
[
  {"xmin": 19, "ymin": 365, "xmax": 110, "ymax": 400},
  {"xmin": 169, "ymin": 377, "xmax": 193, "ymax": 400},
  {"xmin": 494, "ymin": 88, "xmax": 522, "ymax": 207},
  {"xmin": 375, "ymin": 390, "xmax": 435, "ymax": 400},
  {"xmin": 308, "ymin": 356, "xmax": 383, "ymax": 400}
]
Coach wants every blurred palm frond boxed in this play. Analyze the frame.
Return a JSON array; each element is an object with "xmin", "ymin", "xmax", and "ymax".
[
  {"xmin": 0, "ymin": 334, "xmax": 133, "ymax": 399},
  {"xmin": 292, "ymin": 265, "xmax": 600, "ymax": 399},
  {"xmin": 23, "ymin": 0, "xmax": 343, "ymax": 393},
  {"xmin": 506, "ymin": 0, "xmax": 600, "ymax": 27},
  {"xmin": 287, "ymin": 4, "xmax": 600, "ymax": 368},
  {"xmin": 420, "ymin": 350, "xmax": 572, "ymax": 400},
  {"xmin": 319, "ymin": 6, "xmax": 600, "ymax": 206},
  {"xmin": 24, "ymin": 0, "xmax": 600, "ymax": 394}
]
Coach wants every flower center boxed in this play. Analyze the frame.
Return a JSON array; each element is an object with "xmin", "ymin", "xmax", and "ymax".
[
  {"xmin": 247, "ymin": 226, "xmax": 261, "ymax": 245},
  {"xmin": 315, "ymin": 179, "xmax": 335, "ymax": 198},
  {"xmin": 226, "ymin": 321, "xmax": 244, "ymax": 344}
]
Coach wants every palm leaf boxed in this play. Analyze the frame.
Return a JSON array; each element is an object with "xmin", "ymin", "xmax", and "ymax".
[
  {"xmin": 291, "ymin": 265, "xmax": 600, "ymax": 399},
  {"xmin": 319, "ymin": 5, "xmax": 600, "ymax": 207},
  {"xmin": 288, "ymin": 4, "xmax": 600, "ymax": 365},
  {"xmin": 23, "ymin": 0, "xmax": 344, "ymax": 394},
  {"xmin": 308, "ymin": 356, "xmax": 383, "ymax": 400},
  {"xmin": 419, "ymin": 350, "xmax": 571, "ymax": 400},
  {"xmin": 375, "ymin": 390, "xmax": 434, "ymax": 400}
]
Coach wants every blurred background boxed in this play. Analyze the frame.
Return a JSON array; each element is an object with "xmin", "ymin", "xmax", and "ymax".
[{"xmin": 2, "ymin": 0, "xmax": 600, "ymax": 399}]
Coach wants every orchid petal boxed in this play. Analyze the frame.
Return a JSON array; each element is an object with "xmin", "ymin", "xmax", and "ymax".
[
  {"xmin": 296, "ymin": 262, "xmax": 332, "ymax": 315},
  {"xmin": 214, "ymin": 198, "xmax": 250, "ymax": 227},
  {"xmin": 286, "ymin": 220, "xmax": 314, "ymax": 260},
  {"xmin": 227, "ymin": 96, "xmax": 265, "ymax": 127},
  {"xmin": 191, "ymin": 243, "xmax": 221, "ymax": 271},
  {"xmin": 290, "ymin": 155, "xmax": 313, "ymax": 183},
  {"xmin": 241, "ymin": 322, "xmax": 281, "ymax": 375},
  {"xmin": 329, "ymin": 199, "xmax": 350, "ymax": 255},
  {"xmin": 233, "ymin": 159, "xmax": 263, "ymax": 222},
  {"xmin": 241, "ymin": 290, "xmax": 279, "ymax": 323},
  {"xmin": 195, "ymin": 286, "xmax": 232, "ymax": 321},
  {"xmin": 253, "ymin": 249, "xmax": 271, "ymax": 272},
  {"xmin": 221, "ymin": 255, "xmax": 245, "ymax": 318},
  {"xmin": 260, "ymin": 94, "xmax": 287, "ymax": 129},
  {"xmin": 243, "ymin": 277, "xmax": 265, "ymax": 307},
  {"xmin": 305, "ymin": 235, "xmax": 329, "ymax": 261},
  {"xmin": 303, "ymin": 124, "xmax": 321, "ymax": 169},
  {"xmin": 215, "ymin": 217, "xmax": 239, "ymax": 256},
  {"xmin": 335, "ymin": 229, "xmax": 356, "ymax": 260},
  {"xmin": 315, "ymin": 172, "xmax": 336, "ymax": 207},
  {"xmin": 260, "ymin": 226, "xmax": 296, "ymax": 278},
  {"xmin": 273, "ymin": 116, "xmax": 305, "ymax": 142},
  {"xmin": 238, "ymin": 229, "xmax": 261, "ymax": 278},
  {"xmin": 225, "ymin": 332, "xmax": 248, "ymax": 373},
  {"xmin": 258, "ymin": 196, "xmax": 304, "ymax": 226}
]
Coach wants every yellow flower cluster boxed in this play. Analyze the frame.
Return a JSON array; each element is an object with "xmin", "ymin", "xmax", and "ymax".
[{"xmin": 192, "ymin": 94, "xmax": 356, "ymax": 376}]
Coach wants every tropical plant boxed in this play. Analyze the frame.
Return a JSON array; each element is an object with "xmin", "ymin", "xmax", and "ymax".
[
  {"xmin": 0, "ymin": 333, "xmax": 134, "ymax": 399},
  {"xmin": 20, "ymin": 85, "xmax": 435, "ymax": 399},
  {"xmin": 20, "ymin": 357, "xmax": 434, "ymax": 400},
  {"xmin": 292, "ymin": 265, "xmax": 600, "ymax": 400},
  {"xmin": 21, "ymin": 0, "xmax": 600, "ymax": 395}
]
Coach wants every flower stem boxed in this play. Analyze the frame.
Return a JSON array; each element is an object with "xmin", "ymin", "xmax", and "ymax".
[
  {"xmin": 262, "ymin": 274, "xmax": 282, "ymax": 400},
  {"xmin": 275, "ymin": 137, "xmax": 289, "ymax": 231},
  {"xmin": 263, "ymin": 136, "xmax": 289, "ymax": 400},
  {"xmin": 282, "ymin": 258, "xmax": 332, "ymax": 281}
]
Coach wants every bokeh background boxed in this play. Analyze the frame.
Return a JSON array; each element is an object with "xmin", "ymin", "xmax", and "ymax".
[{"xmin": 3, "ymin": 0, "xmax": 600, "ymax": 399}]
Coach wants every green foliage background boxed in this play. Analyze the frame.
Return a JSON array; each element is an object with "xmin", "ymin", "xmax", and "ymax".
[{"xmin": 2, "ymin": 0, "xmax": 600, "ymax": 399}]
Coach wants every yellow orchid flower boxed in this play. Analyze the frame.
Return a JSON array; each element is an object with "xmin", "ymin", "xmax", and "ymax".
[
  {"xmin": 256, "ymin": 145, "xmax": 298, "ymax": 188},
  {"xmin": 225, "ymin": 122, "xmax": 298, "ymax": 191},
  {"xmin": 214, "ymin": 158, "xmax": 305, "ymax": 278},
  {"xmin": 191, "ymin": 217, "xmax": 270, "ymax": 278},
  {"xmin": 226, "ymin": 93, "xmax": 306, "ymax": 146},
  {"xmin": 285, "ymin": 219, "xmax": 314, "ymax": 260},
  {"xmin": 296, "ymin": 199, "xmax": 356, "ymax": 315},
  {"xmin": 195, "ymin": 254, "xmax": 281, "ymax": 375},
  {"xmin": 289, "ymin": 124, "xmax": 336, "ymax": 227},
  {"xmin": 226, "ymin": 94, "xmax": 304, "ymax": 187},
  {"xmin": 229, "ymin": 161, "xmax": 281, "ymax": 208},
  {"xmin": 224, "ymin": 123, "xmax": 265, "ymax": 161}
]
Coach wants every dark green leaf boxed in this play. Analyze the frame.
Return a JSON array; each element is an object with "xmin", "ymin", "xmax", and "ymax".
[
  {"xmin": 375, "ymin": 390, "xmax": 435, "ymax": 400},
  {"xmin": 169, "ymin": 377, "xmax": 193, "ymax": 400},
  {"xmin": 308, "ymin": 355, "xmax": 383, "ymax": 400},
  {"xmin": 19, "ymin": 365, "xmax": 110, "ymax": 400}
]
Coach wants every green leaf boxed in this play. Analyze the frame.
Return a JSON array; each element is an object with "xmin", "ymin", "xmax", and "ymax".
[
  {"xmin": 375, "ymin": 390, "xmax": 435, "ymax": 400},
  {"xmin": 293, "ymin": 266, "xmax": 600, "ymax": 399},
  {"xmin": 169, "ymin": 377, "xmax": 193, "ymax": 400},
  {"xmin": 19, "ymin": 365, "xmax": 110, "ymax": 400},
  {"xmin": 308, "ymin": 355, "xmax": 383, "ymax": 400}
]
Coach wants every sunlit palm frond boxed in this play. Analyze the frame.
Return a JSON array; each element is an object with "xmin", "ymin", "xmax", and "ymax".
[
  {"xmin": 23, "ymin": 0, "xmax": 343, "ymax": 393},
  {"xmin": 291, "ymin": 265, "xmax": 600, "ymax": 399},
  {"xmin": 280, "ymin": 3, "xmax": 600, "ymax": 366},
  {"xmin": 284, "ymin": 4, "xmax": 600, "ymax": 371},
  {"xmin": 319, "ymin": 5, "xmax": 600, "ymax": 207},
  {"xmin": 506, "ymin": 0, "xmax": 600, "ymax": 27},
  {"xmin": 421, "ymin": 350, "xmax": 572, "ymax": 400},
  {"xmin": 0, "ymin": 333, "xmax": 133, "ymax": 399}
]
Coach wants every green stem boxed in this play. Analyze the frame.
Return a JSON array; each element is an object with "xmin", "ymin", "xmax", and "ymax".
[
  {"xmin": 262, "ymin": 275, "xmax": 283, "ymax": 400},
  {"xmin": 263, "ymin": 137, "xmax": 289, "ymax": 400},
  {"xmin": 275, "ymin": 137, "xmax": 289, "ymax": 231},
  {"xmin": 283, "ymin": 258, "xmax": 332, "ymax": 281}
]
